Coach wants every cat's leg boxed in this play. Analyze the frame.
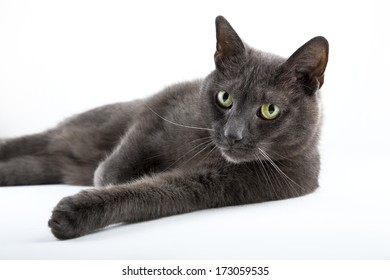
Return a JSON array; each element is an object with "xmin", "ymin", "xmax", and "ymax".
[
  {"xmin": 1, "ymin": 102, "xmax": 140, "ymax": 186},
  {"xmin": 93, "ymin": 123, "xmax": 160, "ymax": 187},
  {"xmin": 48, "ymin": 166, "xmax": 280, "ymax": 239},
  {"xmin": 0, "ymin": 132, "xmax": 96, "ymax": 186},
  {"xmin": 0, "ymin": 132, "xmax": 104, "ymax": 186},
  {"xmin": 0, "ymin": 132, "xmax": 51, "ymax": 161},
  {"xmin": 0, "ymin": 132, "xmax": 63, "ymax": 186},
  {"xmin": 0, "ymin": 155, "xmax": 61, "ymax": 186}
]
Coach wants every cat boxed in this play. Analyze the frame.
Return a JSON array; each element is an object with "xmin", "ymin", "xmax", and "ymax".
[{"xmin": 0, "ymin": 16, "xmax": 329, "ymax": 239}]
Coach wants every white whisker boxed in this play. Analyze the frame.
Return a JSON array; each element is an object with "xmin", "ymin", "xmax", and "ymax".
[
  {"xmin": 163, "ymin": 139, "xmax": 213, "ymax": 172},
  {"xmin": 257, "ymin": 148, "xmax": 294, "ymax": 196},
  {"xmin": 257, "ymin": 147, "xmax": 304, "ymax": 196},
  {"xmin": 181, "ymin": 142, "xmax": 214, "ymax": 166},
  {"xmin": 254, "ymin": 153, "xmax": 277, "ymax": 199},
  {"xmin": 145, "ymin": 104, "xmax": 214, "ymax": 132},
  {"xmin": 142, "ymin": 136, "xmax": 212, "ymax": 162},
  {"xmin": 200, "ymin": 145, "xmax": 218, "ymax": 163}
]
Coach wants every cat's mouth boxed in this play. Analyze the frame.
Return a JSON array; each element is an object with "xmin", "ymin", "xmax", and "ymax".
[{"xmin": 212, "ymin": 134, "xmax": 258, "ymax": 163}]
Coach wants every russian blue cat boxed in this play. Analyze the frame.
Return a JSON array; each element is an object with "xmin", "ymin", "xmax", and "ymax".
[{"xmin": 0, "ymin": 16, "xmax": 329, "ymax": 239}]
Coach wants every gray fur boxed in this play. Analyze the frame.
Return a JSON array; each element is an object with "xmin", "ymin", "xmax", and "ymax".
[{"xmin": 0, "ymin": 16, "xmax": 329, "ymax": 239}]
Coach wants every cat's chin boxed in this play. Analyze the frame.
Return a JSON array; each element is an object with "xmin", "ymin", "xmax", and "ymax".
[
  {"xmin": 219, "ymin": 148, "xmax": 254, "ymax": 164},
  {"xmin": 221, "ymin": 152, "xmax": 242, "ymax": 164}
]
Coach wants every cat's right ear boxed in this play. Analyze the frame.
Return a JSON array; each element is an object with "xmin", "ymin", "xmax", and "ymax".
[{"xmin": 214, "ymin": 16, "xmax": 246, "ymax": 70}]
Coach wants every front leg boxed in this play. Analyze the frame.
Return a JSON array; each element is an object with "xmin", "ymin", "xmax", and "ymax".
[
  {"xmin": 49, "ymin": 165, "xmax": 272, "ymax": 239},
  {"xmin": 93, "ymin": 123, "xmax": 161, "ymax": 187}
]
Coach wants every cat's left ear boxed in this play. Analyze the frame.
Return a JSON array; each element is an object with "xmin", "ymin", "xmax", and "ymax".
[
  {"xmin": 283, "ymin": 36, "xmax": 329, "ymax": 94},
  {"xmin": 214, "ymin": 16, "xmax": 246, "ymax": 69}
]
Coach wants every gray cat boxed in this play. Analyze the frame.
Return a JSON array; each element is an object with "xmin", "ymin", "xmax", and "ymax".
[{"xmin": 0, "ymin": 16, "xmax": 329, "ymax": 239}]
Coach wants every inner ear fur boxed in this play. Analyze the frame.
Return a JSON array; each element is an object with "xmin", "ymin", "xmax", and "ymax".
[{"xmin": 284, "ymin": 36, "xmax": 329, "ymax": 94}]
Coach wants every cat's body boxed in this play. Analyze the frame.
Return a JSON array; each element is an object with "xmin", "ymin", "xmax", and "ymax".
[{"xmin": 0, "ymin": 16, "xmax": 328, "ymax": 239}]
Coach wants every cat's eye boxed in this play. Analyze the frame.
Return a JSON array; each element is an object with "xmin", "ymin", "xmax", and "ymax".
[
  {"xmin": 258, "ymin": 103, "xmax": 280, "ymax": 120},
  {"xmin": 216, "ymin": 90, "xmax": 233, "ymax": 108}
]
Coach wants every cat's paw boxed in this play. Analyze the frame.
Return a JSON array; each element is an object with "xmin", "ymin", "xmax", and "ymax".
[{"xmin": 48, "ymin": 192, "xmax": 99, "ymax": 240}]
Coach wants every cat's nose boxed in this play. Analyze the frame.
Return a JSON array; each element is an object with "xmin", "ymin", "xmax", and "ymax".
[{"xmin": 224, "ymin": 131, "xmax": 243, "ymax": 146}]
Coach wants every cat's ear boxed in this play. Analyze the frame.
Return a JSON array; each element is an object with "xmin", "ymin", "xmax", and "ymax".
[
  {"xmin": 214, "ymin": 16, "xmax": 246, "ymax": 69},
  {"xmin": 283, "ymin": 36, "xmax": 329, "ymax": 94}
]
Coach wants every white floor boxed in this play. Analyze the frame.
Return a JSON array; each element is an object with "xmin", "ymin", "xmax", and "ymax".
[{"xmin": 1, "ymin": 153, "xmax": 389, "ymax": 259}]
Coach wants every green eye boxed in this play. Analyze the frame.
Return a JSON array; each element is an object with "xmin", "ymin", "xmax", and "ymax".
[
  {"xmin": 216, "ymin": 90, "xmax": 233, "ymax": 108},
  {"xmin": 259, "ymin": 103, "xmax": 280, "ymax": 120}
]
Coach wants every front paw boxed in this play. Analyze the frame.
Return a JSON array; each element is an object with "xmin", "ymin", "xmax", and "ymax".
[{"xmin": 48, "ymin": 192, "xmax": 102, "ymax": 239}]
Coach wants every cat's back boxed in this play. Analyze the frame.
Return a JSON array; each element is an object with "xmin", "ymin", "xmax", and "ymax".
[
  {"xmin": 48, "ymin": 80, "xmax": 204, "ymax": 158},
  {"xmin": 52, "ymin": 79, "xmax": 203, "ymax": 140},
  {"xmin": 48, "ymin": 101, "xmax": 139, "ymax": 162},
  {"xmin": 58, "ymin": 101, "xmax": 139, "ymax": 129}
]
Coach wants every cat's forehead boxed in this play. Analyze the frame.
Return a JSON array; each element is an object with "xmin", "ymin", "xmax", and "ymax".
[
  {"xmin": 247, "ymin": 51, "xmax": 284, "ymax": 79},
  {"xmin": 218, "ymin": 52, "xmax": 283, "ymax": 92},
  {"xmin": 248, "ymin": 50, "xmax": 285, "ymax": 69},
  {"xmin": 223, "ymin": 50, "xmax": 285, "ymax": 86}
]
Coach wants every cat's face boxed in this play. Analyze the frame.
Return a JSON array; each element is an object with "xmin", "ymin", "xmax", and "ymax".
[{"xmin": 202, "ymin": 16, "xmax": 328, "ymax": 163}]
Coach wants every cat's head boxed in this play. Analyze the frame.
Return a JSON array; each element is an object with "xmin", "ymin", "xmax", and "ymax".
[{"xmin": 202, "ymin": 16, "xmax": 329, "ymax": 163}]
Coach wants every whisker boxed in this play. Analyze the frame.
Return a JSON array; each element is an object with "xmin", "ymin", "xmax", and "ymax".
[
  {"xmin": 253, "ymin": 154, "xmax": 269, "ymax": 195},
  {"xmin": 143, "ymin": 136, "xmax": 211, "ymax": 161},
  {"xmin": 257, "ymin": 148, "xmax": 309, "ymax": 178},
  {"xmin": 181, "ymin": 142, "xmax": 214, "ymax": 166},
  {"xmin": 145, "ymin": 103, "xmax": 214, "ymax": 132},
  {"xmin": 251, "ymin": 156, "xmax": 265, "ymax": 196},
  {"xmin": 162, "ymin": 139, "xmax": 213, "ymax": 172},
  {"xmin": 133, "ymin": 136, "xmax": 213, "ymax": 164},
  {"xmin": 259, "ymin": 152, "xmax": 290, "ymax": 198},
  {"xmin": 200, "ymin": 145, "xmax": 218, "ymax": 163},
  {"xmin": 257, "ymin": 147, "xmax": 304, "ymax": 196},
  {"xmin": 254, "ymin": 153, "xmax": 277, "ymax": 199},
  {"xmin": 263, "ymin": 149, "xmax": 295, "ymax": 163},
  {"xmin": 256, "ymin": 148, "xmax": 293, "ymax": 197}
]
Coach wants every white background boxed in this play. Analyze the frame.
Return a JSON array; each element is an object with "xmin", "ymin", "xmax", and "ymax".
[{"xmin": 0, "ymin": 0, "xmax": 389, "ymax": 260}]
